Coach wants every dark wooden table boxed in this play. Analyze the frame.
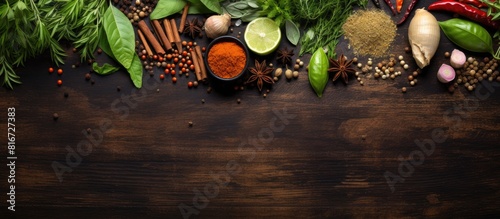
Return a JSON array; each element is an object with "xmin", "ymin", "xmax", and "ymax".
[{"xmin": 2, "ymin": 0, "xmax": 500, "ymax": 218}]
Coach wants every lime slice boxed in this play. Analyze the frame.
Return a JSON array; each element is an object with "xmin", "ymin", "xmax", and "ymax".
[{"xmin": 244, "ymin": 18, "xmax": 281, "ymax": 55}]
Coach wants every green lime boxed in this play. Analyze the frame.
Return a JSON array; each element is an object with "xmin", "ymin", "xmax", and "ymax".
[{"xmin": 244, "ymin": 18, "xmax": 281, "ymax": 55}]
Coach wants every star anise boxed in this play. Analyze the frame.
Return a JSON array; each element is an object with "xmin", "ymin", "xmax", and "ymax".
[
  {"xmin": 183, "ymin": 18, "xmax": 202, "ymax": 39},
  {"xmin": 276, "ymin": 47, "xmax": 294, "ymax": 65},
  {"xmin": 328, "ymin": 54, "xmax": 355, "ymax": 84},
  {"xmin": 246, "ymin": 60, "xmax": 274, "ymax": 92}
]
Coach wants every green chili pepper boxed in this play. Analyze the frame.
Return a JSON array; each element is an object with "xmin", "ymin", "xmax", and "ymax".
[
  {"xmin": 439, "ymin": 18, "xmax": 498, "ymax": 59},
  {"xmin": 308, "ymin": 48, "xmax": 329, "ymax": 97}
]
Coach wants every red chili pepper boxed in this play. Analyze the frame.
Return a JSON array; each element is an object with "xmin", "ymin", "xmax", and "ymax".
[
  {"xmin": 397, "ymin": 0, "xmax": 404, "ymax": 13},
  {"xmin": 384, "ymin": 0, "xmax": 397, "ymax": 15},
  {"xmin": 428, "ymin": 1, "xmax": 500, "ymax": 30},
  {"xmin": 397, "ymin": 0, "xmax": 419, "ymax": 26},
  {"xmin": 459, "ymin": 0, "xmax": 487, "ymax": 8}
]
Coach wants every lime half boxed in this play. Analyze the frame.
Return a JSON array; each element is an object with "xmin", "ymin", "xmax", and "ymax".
[{"xmin": 244, "ymin": 18, "xmax": 281, "ymax": 55}]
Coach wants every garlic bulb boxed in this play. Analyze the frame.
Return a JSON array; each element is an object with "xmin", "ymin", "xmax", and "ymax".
[
  {"xmin": 408, "ymin": 9, "xmax": 440, "ymax": 69},
  {"xmin": 204, "ymin": 13, "xmax": 231, "ymax": 39}
]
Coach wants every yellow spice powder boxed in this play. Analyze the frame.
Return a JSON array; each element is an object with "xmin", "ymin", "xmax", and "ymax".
[{"xmin": 342, "ymin": 9, "xmax": 397, "ymax": 57}]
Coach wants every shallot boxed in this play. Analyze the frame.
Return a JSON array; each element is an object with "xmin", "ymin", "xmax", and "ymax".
[
  {"xmin": 437, "ymin": 63, "xmax": 456, "ymax": 83},
  {"xmin": 204, "ymin": 14, "xmax": 231, "ymax": 39},
  {"xmin": 408, "ymin": 9, "xmax": 440, "ymax": 69},
  {"xmin": 450, "ymin": 49, "xmax": 466, "ymax": 69}
]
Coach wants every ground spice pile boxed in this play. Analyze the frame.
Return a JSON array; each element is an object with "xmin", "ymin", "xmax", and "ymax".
[
  {"xmin": 342, "ymin": 9, "xmax": 396, "ymax": 57},
  {"xmin": 207, "ymin": 42, "xmax": 246, "ymax": 79}
]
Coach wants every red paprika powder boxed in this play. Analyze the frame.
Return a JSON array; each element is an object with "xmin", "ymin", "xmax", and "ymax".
[{"xmin": 207, "ymin": 42, "xmax": 246, "ymax": 79}]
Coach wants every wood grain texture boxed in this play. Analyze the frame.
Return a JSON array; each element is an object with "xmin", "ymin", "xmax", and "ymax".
[{"xmin": 1, "ymin": 0, "xmax": 500, "ymax": 218}]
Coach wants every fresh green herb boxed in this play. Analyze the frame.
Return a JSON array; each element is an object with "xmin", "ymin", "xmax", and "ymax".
[
  {"xmin": 150, "ymin": 0, "xmax": 186, "ymax": 19},
  {"xmin": 151, "ymin": 0, "xmax": 223, "ymax": 19},
  {"xmin": 126, "ymin": 54, "xmax": 144, "ymax": 89},
  {"xmin": 439, "ymin": 18, "xmax": 499, "ymax": 59},
  {"xmin": 0, "ymin": 0, "xmax": 108, "ymax": 89},
  {"xmin": 308, "ymin": 48, "xmax": 329, "ymax": 97},
  {"xmin": 481, "ymin": 0, "xmax": 500, "ymax": 44},
  {"xmin": 285, "ymin": 19, "xmax": 299, "ymax": 46},
  {"xmin": 199, "ymin": 0, "xmax": 223, "ymax": 14},
  {"xmin": 222, "ymin": 0, "xmax": 262, "ymax": 21},
  {"xmin": 73, "ymin": 0, "xmax": 107, "ymax": 60},
  {"xmin": 258, "ymin": 0, "xmax": 292, "ymax": 27},
  {"xmin": 102, "ymin": 5, "xmax": 143, "ymax": 88},
  {"xmin": 93, "ymin": 63, "xmax": 120, "ymax": 75},
  {"xmin": 103, "ymin": 5, "xmax": 135, "ymax": 69}
]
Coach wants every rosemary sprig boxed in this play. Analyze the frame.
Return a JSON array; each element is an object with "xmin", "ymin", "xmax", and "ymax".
[{"xmin": 0, "ymin": 0, "xmax": 108, "ymax": 89}]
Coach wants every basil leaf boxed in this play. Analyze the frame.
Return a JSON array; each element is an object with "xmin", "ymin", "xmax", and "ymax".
[
  {"xmin": 126, "ymin": 54, "xmax": 143, "ymax": 88},
  {"xmin": 150, "ymin": 0, "xmax": 185, "ymax": 20},
  {"xmin": 93, "ymin": 62, "xmax": 120, "ymax": 75},
  {"xmin": 98, "ymin": 26, "xmax": 115, "ymax": 60},
  {"xmin": 199, "ymin": 0, "xmax": 222, "ymax": 14},
  {"xmin": 285, "ymin": 19, "xmax": 300, "ymax": 46},
  {"xmin": 308, "ymin": 48, "xmax": 329, "ymax": 97},
  {"xmin": 103, "ymin": 5, "xmax": 135, "ymax": 69},
  {"xmin": 439, "ymin": 18, "xmax": 493, "ymax": 54}
]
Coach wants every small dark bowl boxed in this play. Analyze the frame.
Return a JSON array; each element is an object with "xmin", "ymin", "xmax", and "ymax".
[{"xmin": 204, "ymin": 36, "xmax": 250, "ymax": 84}]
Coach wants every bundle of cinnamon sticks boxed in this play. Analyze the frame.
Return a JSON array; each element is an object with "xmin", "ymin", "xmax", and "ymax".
[{"xmin": 135, "ymin": 4, "xmax": 206, "ymax": 81}]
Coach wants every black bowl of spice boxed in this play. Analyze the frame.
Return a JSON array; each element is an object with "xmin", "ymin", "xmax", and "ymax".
[{"xmin": 204, "ymin": 36, "xmax": 249, "ymax": 84}]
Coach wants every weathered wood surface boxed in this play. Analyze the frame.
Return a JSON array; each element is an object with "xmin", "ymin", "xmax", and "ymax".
[{"xmin": 1, "ymin": 0, "xmax": 500, "ymax": 218}]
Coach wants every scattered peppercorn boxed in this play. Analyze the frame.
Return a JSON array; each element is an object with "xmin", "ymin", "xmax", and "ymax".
[
  {"xmin": 57, "ymin": 69, "xmax": 63, "ymax": 75},
  {"xmin": 64, "ymin": 92, "xmax": 68, "ymax": 98},
  {"xmin": 57, "ymin": 79, "xmax": 62, "ymax": 86},
  {"xmin": 53, "ymin": 113, "xmax": 59, "ymax": 120},
  {"xmin": 48, "ymin": 67, "xmax": 54, "ymax": 73},
  {"xmin": 117, "ymin": 86, "xmax": 121, "ymax": 91},
  {"xmin": 444, "ymin": 52, "xmax": 450, "ymax": 58},
  {"xmin": 237, "ymin": 98, "xmax": 241, "ymax": 104},
  {"xmin": 85, "ymin": 73, "xmax": 91, "ymax": 80},
  {"xmin": 172, "ymin": 76, "xmax": 177, "ymax": 83},
  {"xmin": 402, "ymin": 87, "xmax": 407, "ymax": 93}
]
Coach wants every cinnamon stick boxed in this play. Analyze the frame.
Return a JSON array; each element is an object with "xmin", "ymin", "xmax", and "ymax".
[
  {"xmin": 137, "ymin": 30, "xmax": 153, "ymax": 57},
  {"xmin": 194, "ymin": 46, "xmax": 207, "ymax": 80},
  {"xmin": 137, "ymin": 20, "xmax": 165, "ymax": 55},
  {"xmin": 163, "ymin": 19, "xmax": 175, "ymax": 45},
  {"xmin": 178, "ymin": 3, "xmax": 190, "ymax": 33},
  {"xmin": 190, "ymin": 48, "xmax": 202, "ymax": 81},
  {"xmin": 170, "ymin": 19, "xmax": 182, "ymax": 50},
  {"xmin": 151, "ymin": 19, "xmax": 172, "ymax": 51}
]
